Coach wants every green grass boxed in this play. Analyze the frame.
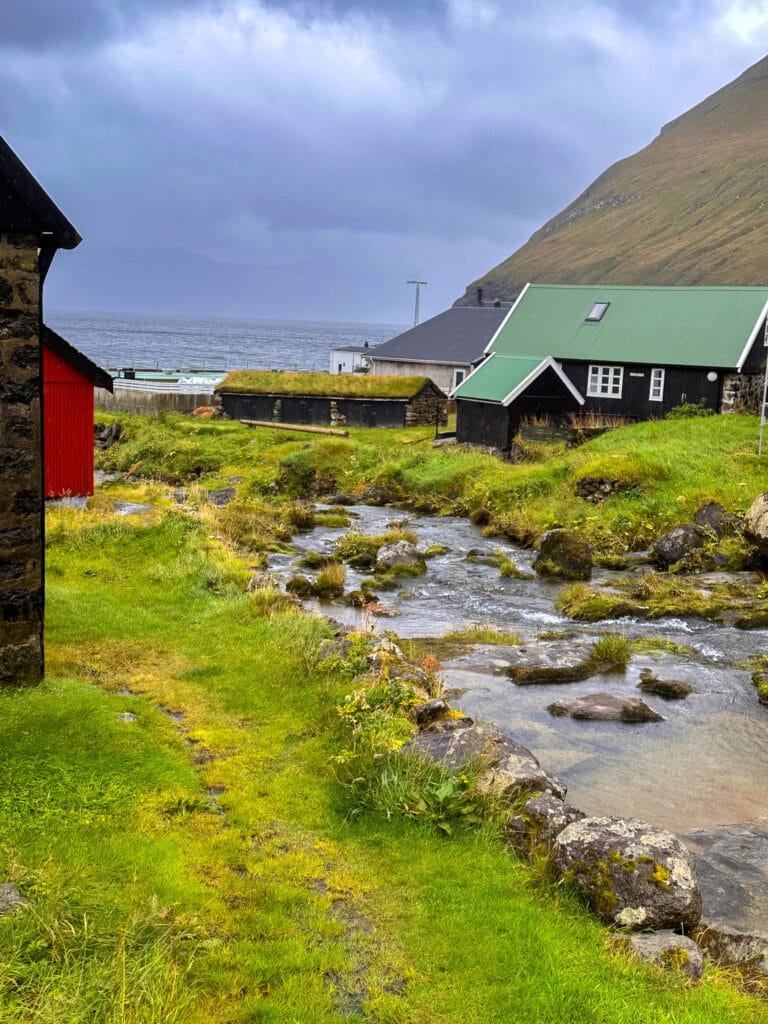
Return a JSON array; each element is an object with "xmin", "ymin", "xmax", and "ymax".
[
  {"xmin": 14, "ymin": 410, "xmax": 765, "ymax": 1019},
  {"xmin": 95, "ymin": 409, "xmax": 767, "ymax": 556}
]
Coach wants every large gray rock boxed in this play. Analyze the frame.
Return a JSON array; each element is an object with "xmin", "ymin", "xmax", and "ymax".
[
  {"xmin": 506, "ymin": 793, "xmax": 584, "ymax": 855},
  {"xmin": 684, "ymin": 823, "xmax": 768, "ymax": 972},
  {"xmin": 623, "ymin": 931, "xmax": 704, "ymax": 981},
  {"xmin": 654, "ymin": 524, "xmax": 703, "ymax": 567},
  {"xmin": 552, "ymin": 817, "xmax": 702, "ymax": 930},
  {"xmin": 744, "ymin": 492, "xmax": 768, "ymax": 556},
  {"xmin": 375, "ymin": 540, "xmax": 425, "ymax": 571},
  {"xmin": 402, "ymin": 724, "xmax": 566, "ymax": 802},
  {"xmin": 548, "ymin": 693, "xmax": 663, "ymax": 723},
  {"xmin": 532, "ymin": 529, "xmax": 592, "ymax": 581}
]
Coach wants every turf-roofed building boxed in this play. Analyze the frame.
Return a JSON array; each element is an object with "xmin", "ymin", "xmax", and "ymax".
[
  {"xmin": 216, "ymin": 370, "xmax": 447, "ymax": 428},
  {"xmin": 453, "ymin": 284, "xmax": 768, "ymax": 452}
]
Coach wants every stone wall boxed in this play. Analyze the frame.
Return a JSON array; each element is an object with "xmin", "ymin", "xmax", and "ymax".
[
  {"xmin": 0, "ymin": 233, "xmax": 43, "ymax": 685},
  {"xmin": 405, "ymin": 389, "xmax": 448, "ymax": 427},
  {"xmin": 720, "ymin": 372, "xmax": 764, "ymax": 414}
]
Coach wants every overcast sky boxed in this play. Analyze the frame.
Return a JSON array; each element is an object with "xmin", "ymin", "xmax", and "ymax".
[{"xmin": 4, "ymin": 0, "xmax": 768, "ymax": 323}]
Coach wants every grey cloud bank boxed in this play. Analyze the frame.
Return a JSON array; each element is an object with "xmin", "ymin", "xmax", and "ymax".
[{"xmin": 4, "ymin": 0, "xmax": 766, "ymax": 323}]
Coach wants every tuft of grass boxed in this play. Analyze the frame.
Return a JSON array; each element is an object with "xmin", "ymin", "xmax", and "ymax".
[
  {"xmin": 313, "ymin": 561, "xmax": 347, "ymax": 599},
  {"xmin": 334, "ymin": 528, "xmax": 418, "ymax": 568},
  {"xmin": 442, "ymin": 625, "xmax": 523, "ymax": 646},
  {"xmin": 590, "ymin": 633, "xmax": 632, "ymax": 669}
]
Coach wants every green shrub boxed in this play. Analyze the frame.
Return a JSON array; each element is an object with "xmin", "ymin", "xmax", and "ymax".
[{"xmin": 666, "ymin": 398, "xmax": 715, "ymax": 419}]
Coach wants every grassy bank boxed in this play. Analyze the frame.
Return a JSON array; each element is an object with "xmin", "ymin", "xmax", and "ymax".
[
  {"xmin": 3, "ymin": 412, "xmax": 768, "ymax": 1019},
  {"xmin": 94, "ymin": 410, "xmax": 768, "ymax": 554}
]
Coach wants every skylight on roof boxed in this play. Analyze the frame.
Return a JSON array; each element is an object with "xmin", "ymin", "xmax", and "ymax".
[{"xmin": 585, "ymin": 301, "xmax": 609, "ymax": 322}]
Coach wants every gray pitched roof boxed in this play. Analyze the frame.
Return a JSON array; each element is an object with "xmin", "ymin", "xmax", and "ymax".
[{"xmin": 372, "ymin": 306, "xmax": 508, "ymax": 366}]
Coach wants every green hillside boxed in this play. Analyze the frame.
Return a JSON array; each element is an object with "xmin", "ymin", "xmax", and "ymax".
[{"xmin": 460, "ymin": 55, "xmax": 768, "ymax": 303}]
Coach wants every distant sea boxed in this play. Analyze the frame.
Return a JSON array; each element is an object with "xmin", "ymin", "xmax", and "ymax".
[{"xmin": 46, "ymin": 309, "xmax": 406, "ymax": 374}]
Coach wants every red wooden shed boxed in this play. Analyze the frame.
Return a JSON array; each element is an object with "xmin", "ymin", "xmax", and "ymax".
[{"xmin": 42, "ymin": 326, "xmax": 113, "ymax": 498}]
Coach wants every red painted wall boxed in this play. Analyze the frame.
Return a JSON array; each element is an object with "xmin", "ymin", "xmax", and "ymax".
[{"xmin": 43, "ymin": 345, "xmax": 94, "ymax": 497}]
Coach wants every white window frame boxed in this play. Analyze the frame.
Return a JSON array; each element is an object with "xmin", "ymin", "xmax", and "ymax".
[
  {"xmin": 649, "ymin": 367, "xmax": 665, "ymax": 402},
  {"xmin": 587, "ymin": 364, "xmax": 623, "ymax": 399},
  {"xmin": 452, "ymin": 367, "xmax": 466, "ymax": 389}
]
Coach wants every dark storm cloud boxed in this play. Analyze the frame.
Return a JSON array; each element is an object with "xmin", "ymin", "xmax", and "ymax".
[
  {"xmin": 4, "ymin": 0, "xmax": 767, "ymax": 320},
  {"xmin": 1, "ymin": 0, "xmax": 216, "ymax": 49}
]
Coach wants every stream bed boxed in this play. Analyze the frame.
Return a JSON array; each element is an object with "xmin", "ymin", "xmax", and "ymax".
[{"xmin": 268, "ymin": 504, "xmax": 768, "ymax": 934}]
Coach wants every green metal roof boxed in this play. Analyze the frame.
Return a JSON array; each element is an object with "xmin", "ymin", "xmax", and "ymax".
[
  {"xmin": 453, "ymin": 353, "xmax": 585, "ymax": 407},
  {"xmin": 489, "ymin": 284, "xmax": 768, "ymax": 370}
]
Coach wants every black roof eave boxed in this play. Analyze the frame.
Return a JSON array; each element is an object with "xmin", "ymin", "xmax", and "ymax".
[
  {"xmin": 43, "ymin": 325, "xmax": 113, "ymax": 391},
  {"xmin": 0, "ymin": 136, "xmax": 81, "ymax": 249}
]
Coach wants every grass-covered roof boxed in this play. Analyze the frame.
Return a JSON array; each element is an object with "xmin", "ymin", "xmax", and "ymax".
[{"xmin": 216, "ymin": 370, "xmax": 432, "ymax": 399}]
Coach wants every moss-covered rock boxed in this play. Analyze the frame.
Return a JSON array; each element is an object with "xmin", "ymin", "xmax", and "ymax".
[
  {"xmin": 532, "ymin": 529, "xmax": 592, "ymax": 581},
  {"xmin": 552, "ymin": 817, "xmax": 702, "ymax": 930}
]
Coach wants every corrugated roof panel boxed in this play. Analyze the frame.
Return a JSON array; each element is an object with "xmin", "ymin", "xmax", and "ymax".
[{"xmin": 492, "ymin": 284, "xmax": 768, "ymax": 368}]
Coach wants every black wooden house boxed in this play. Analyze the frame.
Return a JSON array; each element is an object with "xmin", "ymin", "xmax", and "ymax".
[{"xmin": 453, "ymin": 284, "xmax": 768, "ymax": 451}]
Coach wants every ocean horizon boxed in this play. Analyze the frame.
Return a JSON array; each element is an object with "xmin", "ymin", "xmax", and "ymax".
[{"xmin": 47, "ymin": 307, "xmax": 407, "ymax": 375}]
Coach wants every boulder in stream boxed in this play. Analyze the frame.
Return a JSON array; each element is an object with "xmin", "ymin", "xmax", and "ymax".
[
  {"xmin": 637, "ymin": 668, "xmax": 693, "ymax": 700},
  {"xmin": 552, "ymin": 817, "xmax": 702, "ymax": 930},
  {"xmin": 548, "ymin": 693, "xmax": 663, "ymax": 723},
  {"xmin": 401, "ymin": 724, "xmax": 566, "ymax": 803},
  {"xmin": 375, "ymin": 540, "xmax": 425, "ymax": 572},
  {"xmin": 685, "ymin": 824, "xmax": 768, "ymax": 975},
  {"xmin": 532, "ymin": 529, "xmax": 592, "ymax": 581}
]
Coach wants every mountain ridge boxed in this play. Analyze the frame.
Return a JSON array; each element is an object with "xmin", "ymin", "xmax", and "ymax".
[{"xmin": 457, "ymin": 55, "xmax": 768, "ymax": 304}]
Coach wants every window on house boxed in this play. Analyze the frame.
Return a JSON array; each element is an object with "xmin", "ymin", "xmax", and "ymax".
[
  {"xmin": 587, "ymin": 364, "xmax": 623, "ymax": 398},
  {"xmin": 585, "ymin": 301, "xmax": 610, "ymax": 322},
  {"xmin": 649, "ymin": 368, "xmax": 665, "ymax": 401},
  {"xmin": 452, "ymin": 368, "xmax": 466, "ymax": 389}
]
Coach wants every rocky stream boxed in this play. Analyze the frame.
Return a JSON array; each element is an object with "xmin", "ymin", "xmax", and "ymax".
[{"xmin": 266, "ymin": 503, "xmax": 768, "ymax": 953}]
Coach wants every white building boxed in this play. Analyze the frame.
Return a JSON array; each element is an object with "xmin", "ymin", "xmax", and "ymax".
[{"xmin": 329, "ymin": 344, "xmax": 375, "ymax": 374}]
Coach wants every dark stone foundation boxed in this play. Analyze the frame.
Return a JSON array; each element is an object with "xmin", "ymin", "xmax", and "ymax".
[{"xmin": 0, "ymin": 233, "xmax": 43, "ymax": 685}]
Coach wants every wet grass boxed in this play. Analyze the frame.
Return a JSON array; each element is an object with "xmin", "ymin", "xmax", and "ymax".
[
  {"xmin": 95, "ymin": 409, "xmax": 768, "ymax": 556},
  {"xmin": 3, "ymin": 472, "xmax": 766, "ymax": 1020}
]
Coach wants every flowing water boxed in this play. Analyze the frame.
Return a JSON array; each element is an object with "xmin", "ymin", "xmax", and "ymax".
[{"xmin": 268, "ymin": 504, "xmax": 768, "ymax": 835}]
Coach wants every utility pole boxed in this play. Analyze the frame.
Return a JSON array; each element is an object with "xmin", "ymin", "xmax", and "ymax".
[
  {"xmin": 759, "ymin": 313, "xmax": 768, "ymax": 454},
  {"xmin": 406, "ymin": 279, "xmax": 427, "ymax": 326}
]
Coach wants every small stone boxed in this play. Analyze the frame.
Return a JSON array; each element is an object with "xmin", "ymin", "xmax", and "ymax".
[
  {"xmin": 623, "ymin": 931, "xmax": 704, "ymax": 981},
  {"xmin": 506, "ymin": 793, "xmax": 585, "ymax": 854},
  {"xmin": 694, "ymin": 502, "xmax": 739, "ymax": 538},
  {"xmin": 413, "ymin": 698, "xmax": 450, "ymax": 726},
  {"xmin": 0, "ymin": 884, "xmax": 27, "ymax": 916},
  {"xmin": 548, "ymin": 692, "xmax": 663, "ymax": 722},
  {"xmin": 654, "ymin": 524, "xmax": 704, "ymax": 568},
  {"xmin": 638, "ymin": 669, "xmax": 693, "ymax": 700},
  {"xmin": 744, "ymin": 492, "xmax": 768, "ymax": 556},
  {"xmin": 207, "ymin": 487, "xmax": 237, "ymax": 507}
]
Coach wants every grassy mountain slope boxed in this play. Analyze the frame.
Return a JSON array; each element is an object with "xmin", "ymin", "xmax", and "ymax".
[{"xmin": 460, "ymin": 55, "xmax": 768, "ymax": 303}]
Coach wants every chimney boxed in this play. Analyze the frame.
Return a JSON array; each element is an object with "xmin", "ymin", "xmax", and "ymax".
[{"xmin": 476, "ymin": 287, "xmax": 483, "ymax": 306}]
